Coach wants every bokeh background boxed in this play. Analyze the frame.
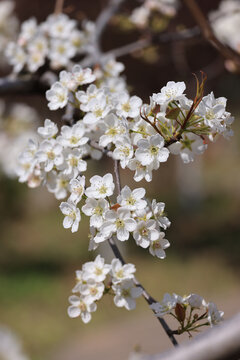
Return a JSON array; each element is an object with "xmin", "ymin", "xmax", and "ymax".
[{"xmin": 0, "ymin": 0, "xmax": 239, "ymax": 359}]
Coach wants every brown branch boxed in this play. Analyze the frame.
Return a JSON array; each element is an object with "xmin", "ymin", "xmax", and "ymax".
[
  {"xmin": 182, "ymin": 0, "xmax": 240, "ymax": 68},
  {"xmin": 54, "ymin": 0, "xmax": 65, "ymax": 14}
]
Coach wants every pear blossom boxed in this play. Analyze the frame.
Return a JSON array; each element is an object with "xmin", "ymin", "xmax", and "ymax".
[
  {"xmin": 127, "ymin": 158, "xmax": 154, "ymax": 182},
  {"xmin": 207, "ymin": 302, "xmax": 224, "ymax": 326},
  {"xmin": 149, "ymin": 232, "xmax": 170, "ymax": 259},
  {"xmin": 187, "ymin": 294, "xmax": 204, "ymax": 309},
  {"xmin": 150, "ymin": 293, "xmax": 178, "ymax": 316},
  {"xmin": 59, "ymin": 200, "xmax": 81, "ymax": 232},
  {"xmin": 71, "ymin": 65, "xmax": 96, "ymax": 88},
  {"xmin": 151, "ymin": 199, "xmax": 171, "ymax": 229},
  {"xmin": 46, "ymin": 171, "xmax": 71, "ymax": 199},
  {"xmin": 103, "ymin": 57, "xmax": 125, "ymax": 77},
  {"xmin": 135, "ymin": 134, "xmax": 169, "ymax": 168},
  {"xmin": 57, "ymin": 123, "xmax": 88, "ymax": 148},
  {"xmin": 72, "ymin": 270, "xmax": 83, "ymax": 293},
  {"xmin": 69, "ymin": 176, "xmax": 85, "ymax": 204},
  {"xmin": 116, "ymin": 92, "xmax": 142, "ymax": 118},
  {"xmin": 79, "ymin": 279, "xmax": 105, "ymax": 303},
  {"xmin": 83, "ymin": 93, "xmax": 111, "ymax": 124},
  {"xmin": 152, "ymin": 81, "xmax": 186, "ymax": 107},
  {"xmin": 5, "ymin": 42, "xmax": 26, "ymax": 73},
  {"xmin": 36, "ymin": 139, "xmax": 64, "ymax": 172},
  {"xmin": 117, "ymin": 186, "xmax": 147, "ymax": 211},
  {"xmin": 82, "ymin": 198, "xmax": 109, "ymax": 228},
  {"xmin": 85, "ymin": 173, "xmax": 115, "ymax": 199},
  {"xmin": 99, "ymin": 113, "xmax": 126, "ymax": 147},
  {"xmin": 101, "ymin": 208, "xmax": 136, "ymax": 241},
  {"xmin": 46, "ymin": 82, "xmax": 68, "ymax": 110},
  {"xmin": 169, "ymin": 133, "xmax": 207, "ymax": 164},
  {"xmin": 61, "ymin": 148, "xmax": 87, "ymax": 177},
  {"xmin": 82, "ymin": 255, "xmax": 111, "ymax": 282},
  {"xmin": 111, "ymin": 259, "xmax": 136, "ymax": 284},
  {"xmin": 112, "ymin": 136, "xmax": 134, "ymax": 168},
  {"xmin": 133, "ymin": 219, "xmax": 159, "ymax": 248},
  {"xmin": 112, "ymin": 280, "xmax": 142, "ymax": 310},
  {"xmin": 37, "ymin": 119, "xmax": 58, "ymax": 139},
  {"xmin": 68, "ymin": 295, "xmax": 97, "ymax": 323}
]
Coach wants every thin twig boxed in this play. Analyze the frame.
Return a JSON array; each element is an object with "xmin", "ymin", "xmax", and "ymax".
[{"xmin": 182, "ymin": 0, "xmax": 240, "ymax": 68}]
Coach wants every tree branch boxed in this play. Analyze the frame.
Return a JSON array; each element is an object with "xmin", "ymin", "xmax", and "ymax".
[
  {"xmin": 95, "ymin": 0, "xmax": 126, "ymax": 46},
  {"xmin": 182, "ymin": 0, "xmax": 240, "ymax": 68},
  {"xmin": 0, "ymin": 72, "xmax": 56, "ymax": 96}
]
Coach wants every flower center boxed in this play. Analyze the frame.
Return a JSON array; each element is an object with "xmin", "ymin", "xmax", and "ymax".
[
  {"xmin": 150, "ymin": 145, "xmax": 159, "ymax": 155},
  {"xmin": 122, "ymin": 102, "xmax": 131, "ymax": 113},
  {"xmin": 116, "ymin": 219, "xmax": 125, "ymax": 228}
]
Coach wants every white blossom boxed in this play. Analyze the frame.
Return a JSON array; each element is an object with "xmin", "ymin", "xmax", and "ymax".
[
  {"xmin": 59, "ymin": 201, "xmax": 81, "ymax": 232},
  {"xmin": 57, "ymin": 123, "xmax": 88, "ymax": 148},
  {"xmin": 117, "ymin": 186, "xmax": 147, "ymax": 211},
  {"xmin": 207, "ymin": 302, "xmax": 224, "ymax": 326},
  {"xmin": 149, "ymin": 232, "xmax": 170, "ymax": 259},
  {"xmin": 82, "ymin": 255, "xmax": 111, "ymax": 282},
  {"xmin": 152, "ymin": 81, "xmax": 186, "ymax": 107},
  {"xmin": 112, "ymin": 280, "xmax": 142, "ymax": 310},
  {"xmin": 37, "ymin": 119, "xmax": 58, "ymax": 139},
  {"xmin": 69, "ymin": 176, "xmax": 85, "ymax": 204},
  {"xmin": 135, "ymin": 134, "xmax": 169, "ymax": 168},
  {"xmin": 101, "ymin": 208, "xmax": 136, "ymax": 241},
  {"xmin": 85, "ymin": 173, "xmax": 115, "ymax": 199},
  {"xmin": 46, "ymin": 82, "xmax": 68, "ymax": 110},
  {"xmin": 169, "ymin": 133, "xmax": 207, "ymax": 164},
  {"xmin": 68, "ymin": 295, "xmax": 97, "ymax": 323},
  {"xmin": 82, "ymin": 198, "xmax": 109, "ymax": 228},
  {"xmin": 151, "ymin": 199, "xmax": 171, "ymax": 229},
  {"xmin": 111, "ymin": 259, "xmax": 136, "ymax": 284}
]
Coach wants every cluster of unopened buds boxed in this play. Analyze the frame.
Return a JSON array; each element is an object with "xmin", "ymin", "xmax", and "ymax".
[
  {"xmin": 5, "ymin": 12, "xmax": 95, "ymax": 72},
  {"xmin": 16, "ymin": 56, "xmax": 232, "ymax": 331}
]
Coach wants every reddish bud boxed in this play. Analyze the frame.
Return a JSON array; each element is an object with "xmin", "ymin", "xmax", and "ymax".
[{"xmin": 175, "ymin": 303, "xmax": 186, "ymax": 322}]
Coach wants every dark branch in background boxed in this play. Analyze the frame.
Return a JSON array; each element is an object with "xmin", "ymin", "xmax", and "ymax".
[
  {"xmin": 95, "ymin": 0, "xmax": 126, "ymax": 48},
  {"xmin": 142, "ymin": 313, "xmax": 240, "ymax": 360},
  {"xmin": 107, "ymin": 160, "xmax": 179, "ymax": 347},
  {"xmin": 0, "ymin": 72, "xmax": 56, "ymax": 96},
  {"xmin": 182, "ymin": 0, "xmax": 240, "ymax": 69},
  {"xmin": 54, "ymin": 0, "xmax": 65, "ymax": 14}
]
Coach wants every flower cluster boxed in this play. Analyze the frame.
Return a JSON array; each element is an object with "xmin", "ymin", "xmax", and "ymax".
[
  {"xmin": 151, "ymin": 293, "xmax": 224, "ymax": 334},
  {"xmin": 0, "ymin": 101, "xmax": 38, "ymax": 178},
  {"xmin": 60, "ymin": 173, "xmax": 171, "ymax": 259},
  {"xmin": 130, "ymin": 0, "xmax": 179, "ymax": 28},
  {"xmin": 68, "ymin": 255, "xmax": 142, "ymax": 323},
  {"xmin": 210, "ymin": 0, "xmax": 240, "ymax": 56},
  {"xmin": 16, "ymin": 62, "xmax": 234, "ymax": 331},
  {"xmin": 5, "ymin": 13, "xmax": 95, "ymax": 73},
  {"xmin": 43, "ymin": 65, "xmax": 234, "ymax": 182}
]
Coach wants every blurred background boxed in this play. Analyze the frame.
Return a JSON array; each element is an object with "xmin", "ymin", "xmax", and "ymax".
[{"xmin": 0, "ymin": 0, "xmax": 239, "ymax": 359}]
